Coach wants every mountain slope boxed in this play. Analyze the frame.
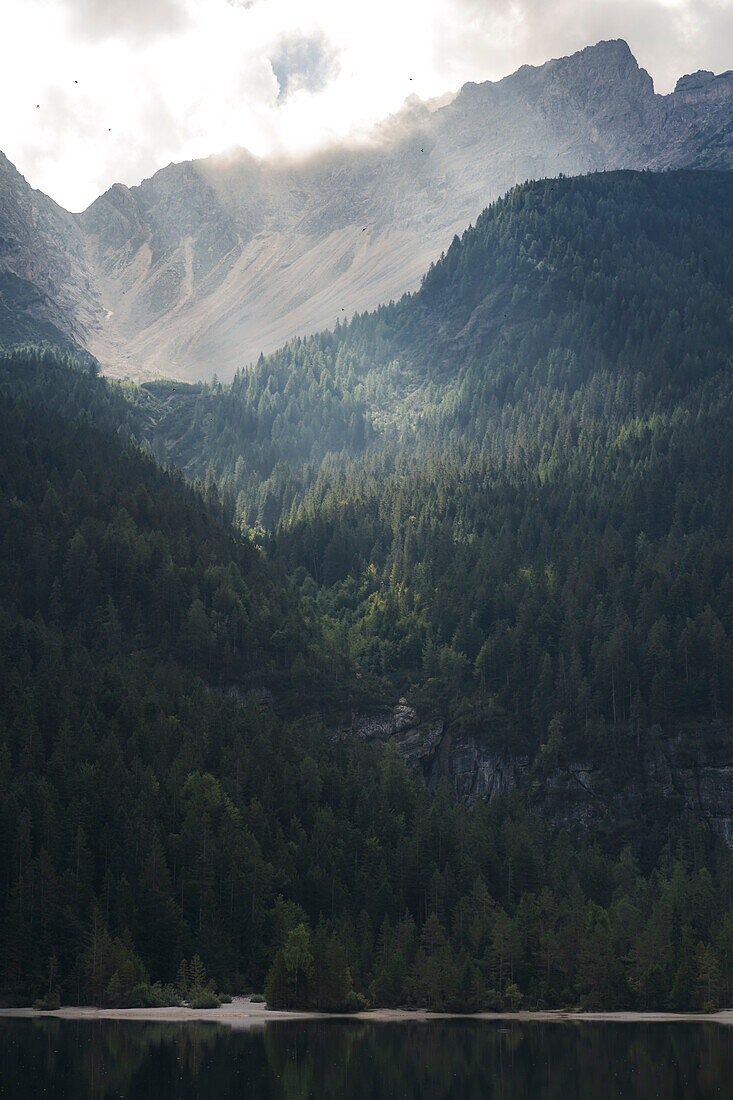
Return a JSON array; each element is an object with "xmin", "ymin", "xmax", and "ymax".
[
  {"xmin": 138, "ymin": 170, "xmax": 733, "ymax": 485},
  {"xmin": 2, "ymin": 353, "xmax": 733, "ymax": 1017},
  {"xmin": 2, "ymin": 182, "xmax": 733, "ymax": 1012},
  {"xmin": 1, "ymin": 40, "xmax": 732, "ymax": 379},
  {"xmin": 74, "ymin": 40, "xmax": 733, "ymax": 379},
  {"xmin": 0, "ymin": 152, "xmax": 99, "ymax": 348},
  {"xmin": 0, "ymin": 270, "xmax": 88, "ymax": 357},
  {"xmin": 133, "ymin": 171, "xmax": 733, "ymax": 837}
]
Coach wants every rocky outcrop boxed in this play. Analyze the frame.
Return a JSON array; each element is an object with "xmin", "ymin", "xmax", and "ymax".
[
  {"xmin": 339, "ymin": 699, "xmax": 733, "ymax": 846},
  {"xmin": 439, "ymin": 731, "xmax": 529, "ymax": 805},
  {"xmin": 337, "ymin": 699, "xmax": 531, "ymax": 803},
  {"xmin": 2, "ymin": 41, "xmax": 732, "ymax": 379},
  {"xmin": 336, "ymin": 698, "xmax": 445, "ymax": 779},
  {"xmin": 665, "ymin": 737, "xmax": 733, "ymax": 848},
  {"xmin": 225, "ymin": 685, "xmax": 273, "ymax": 708},
  {"xmin": 0, "ymin": 152, "xmax": 101, "ymax": 347}
]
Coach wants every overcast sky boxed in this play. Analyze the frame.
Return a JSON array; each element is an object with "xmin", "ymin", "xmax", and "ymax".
[{"xmin": 1, "ymin": 0, "xmax": 731, "ymax": 211}]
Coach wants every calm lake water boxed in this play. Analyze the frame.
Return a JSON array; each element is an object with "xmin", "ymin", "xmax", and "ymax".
[{"xmin": 0, "ymin": 1017, "xmax": 731, "ymax": 1098}]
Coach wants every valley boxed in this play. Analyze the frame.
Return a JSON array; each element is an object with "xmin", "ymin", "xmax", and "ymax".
[{"xmin": 1, "ymin": 163, "xmax": 732, "ymax": 1013}]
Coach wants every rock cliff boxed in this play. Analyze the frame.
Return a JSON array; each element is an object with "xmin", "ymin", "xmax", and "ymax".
[{"xmin": 340, "ymin": 699, "xmax": 733, "ymax": 847}]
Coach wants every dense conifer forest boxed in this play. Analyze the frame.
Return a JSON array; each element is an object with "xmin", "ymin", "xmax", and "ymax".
[{"xmin": 1, "ymin": 170, "xmax": 733, "ymax": 1012}]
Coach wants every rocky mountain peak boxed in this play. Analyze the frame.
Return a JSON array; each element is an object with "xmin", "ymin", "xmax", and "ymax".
[
  {"xmin": 1, "ymin": 40, "xmax": 732, "ymax": 379},
  {"xmin": 675, "ymin": 69, "xmax": 716, "ymax": 92},
  {"xmin": 674, "ymin": 67, "xmax": 733, "ymax": 104}
]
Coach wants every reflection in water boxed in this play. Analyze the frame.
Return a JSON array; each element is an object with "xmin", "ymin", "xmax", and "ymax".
[{"xmin": 0, "ymin": 1017, "xmax": 731, "ymax": 1099}]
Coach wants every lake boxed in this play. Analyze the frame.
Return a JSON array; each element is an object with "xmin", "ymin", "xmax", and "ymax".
[{"xmin": 0, "ymin": 1017, "xmax": 731, "ymax": 1098}]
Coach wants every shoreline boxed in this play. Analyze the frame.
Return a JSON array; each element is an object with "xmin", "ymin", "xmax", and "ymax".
[{"xmin": 1, "ymin": 998, "xmax": 732, "ymax": 1027}]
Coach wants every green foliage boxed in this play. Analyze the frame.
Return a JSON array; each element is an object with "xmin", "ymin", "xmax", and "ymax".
[
  {"xmin": 79, "ymin": 912, "xmax": 149, "ymax": 1007},
  {"xmin": 2, "ymin": 172, "xmax": 733, "ymax": 1015},
  {"xmin": 116, "ymin": 172, "xmax": 733, "ymax": 746},
  {"xmin": 189, "ymin": 988, "xmax": 221, "ymax": 1009},
  {"xmin": 176, "ymin": 956, "xmax": 221, "ymax": 1006},
  {"xmin": 126, "ymin": 982, "xmax": 179, "ymax": 1008},
  {"xmin": 265, "ymin": 924, "xmax": 315, "ymax": 1009}
]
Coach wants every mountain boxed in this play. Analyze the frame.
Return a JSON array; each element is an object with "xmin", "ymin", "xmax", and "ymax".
[
  {"xmin": 2, "ymin": 169, "xmax": 733, "ymax": 1012},
  {"xmin": 1, "ymin": 39, "xmax": 732, "ymax": 379},
  {"xmin": 135, "ymin": 169, "xmax": 733, "ymax": 835},
  {"xmin": 0, "ymin": 152, "xmax": 99, "ymax": 352},
  {"xmin": 136, "ymin": 169, "xmax": 733, "ymax": 483},
  {"xmin": 0, "ymin": 269, "xmax": 86, "ymax": 358}
]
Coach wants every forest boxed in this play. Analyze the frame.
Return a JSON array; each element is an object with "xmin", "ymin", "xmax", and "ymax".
[{"xmin": 1, "ymin": 170, "xmax": 732, "ymax": 1012}]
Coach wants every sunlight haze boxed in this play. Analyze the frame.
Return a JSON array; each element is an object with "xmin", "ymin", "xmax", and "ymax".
[{"xmin": 1, "ymin": 0, "xmax": 732, "ymax": 210}]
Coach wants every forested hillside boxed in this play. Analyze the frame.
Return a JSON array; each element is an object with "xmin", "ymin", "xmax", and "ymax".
[
  {"xmin": 139, "ymin": 172, "xmax": 733, "ymax": 744},
  {"xmin": 143, "ymin": 170, "xmax": 733, "ymax": 481},
  {"xmin": 2, "ymin": 170, "xmax": 733, "ymax": 1013}
]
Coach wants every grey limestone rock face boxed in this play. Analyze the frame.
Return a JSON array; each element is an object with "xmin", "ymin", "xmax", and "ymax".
[
  {"xmin": 440, "ymin": 733, "xmax": 529, "ymax": 805},
  {"xmin": 0, "ymin": 152, "xmax": 101, "ymax": 344},
  {"xmin": 666, "ymin": 735, "xmax": 733, "ymax": 848},
  {"xmin": 679, "ymin": 764, "xmax": 733, "ymax": 847},
  {"xmin": 2, "ymin": 41, "xmax": 732, "ymax": 379},
  {"xmin": 335, "ymin": 699, "xmax": 445, "ymax": 779},
  {"xmin": 339, "ymin": 700, "xmax": 733, "ymax": 846}
]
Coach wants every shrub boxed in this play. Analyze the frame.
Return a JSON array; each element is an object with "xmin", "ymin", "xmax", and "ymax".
[
  {"xmin": 190, "ymin": 989, "xmax": 221, "ymax": 1009},
  {"xmin": 33, "ymin": 992, "xmax": 60, "ymax": 1011},
  {"xmin": 126, "ymin": 982, "xmax": 180, "ymax": 1008},
  {"xmin": 342, "ymin": 990, "xmax": 368, "ymax": 1013},
  {"xmin": 250, "ymin": 994, "xmax": 266, "ymax": 1003}
]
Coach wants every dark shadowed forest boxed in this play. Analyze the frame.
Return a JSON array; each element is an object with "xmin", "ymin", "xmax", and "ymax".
[{"xmin": 1, "ymin": 171, "xmax": 732, "ymax": 1012}]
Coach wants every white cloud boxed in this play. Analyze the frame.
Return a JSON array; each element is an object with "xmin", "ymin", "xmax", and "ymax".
[
  {"xmin": 0, "ymin": 0, "xmax": 730, "ymax": 211},
  {"xmin": 60, "ymin": 0, "xmax": 191, "ymax": 42}
]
